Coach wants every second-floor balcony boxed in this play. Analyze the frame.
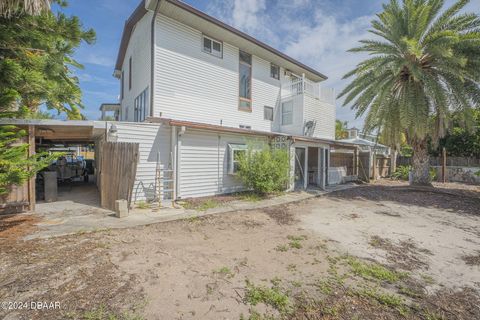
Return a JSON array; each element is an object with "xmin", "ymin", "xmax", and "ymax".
[{"xmin": 281, "ymin": 77, "xmax": 335, "ymax": 105}]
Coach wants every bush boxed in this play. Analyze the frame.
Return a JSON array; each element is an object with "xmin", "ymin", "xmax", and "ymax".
[
  {"xmin": 237, "ymin": 145, "xmax": 290, "ymax": 194},
  {"xmin": 391, "ymin": 165, "xmax": 411, "ymax": 180},
  {"xmin": 391, "ymin": 165, "xmax": 437, "ymax": 181}
]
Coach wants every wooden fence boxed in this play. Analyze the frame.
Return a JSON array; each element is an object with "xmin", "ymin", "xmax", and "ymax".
[
  {"xmin": 99, "ymin": 142, "xmax": 139, "ymax": 211},
  {"xmin": 397, "ymin": 156, "xmax": 480, "ymax": 167}
]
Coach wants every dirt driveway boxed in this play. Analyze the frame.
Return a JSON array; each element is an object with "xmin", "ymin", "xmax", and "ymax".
[{"xmin": 0, "ymin": 182, "xmax": 479, "ymax": 319}]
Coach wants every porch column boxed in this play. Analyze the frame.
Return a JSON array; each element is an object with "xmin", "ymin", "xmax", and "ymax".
[{"xmin": 304, "ymin": 147, "xmax": 308, "ymax": 189}]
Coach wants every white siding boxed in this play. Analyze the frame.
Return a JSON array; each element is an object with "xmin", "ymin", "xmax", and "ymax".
[
  {"xmin": 303, "ymin": 95, "xmax": 335, "ymax": 140},
  {"xmin": 178, "ymin": 129, "xmax": 267, "ymax": 198},
  {"xmin": 115, "ymin": 122, "xmax": 171, "ymax": 202},
  {"xmin": 154, "ymin": 14, "xmax": 282, "ymax": 132},
  {"xmin": 120, "ymin": 13, "xmax": 152, "ymax": 122}
]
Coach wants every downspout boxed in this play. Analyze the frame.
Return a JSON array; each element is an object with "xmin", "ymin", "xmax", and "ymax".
[{"xmin": 150, "ymin": 0, "xmax": 161, "ymax": 117}]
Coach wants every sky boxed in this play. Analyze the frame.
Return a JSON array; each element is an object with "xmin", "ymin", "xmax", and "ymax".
[{"xmin": 57, "ymin": 0, "xmax": 480, "ymax": 127}]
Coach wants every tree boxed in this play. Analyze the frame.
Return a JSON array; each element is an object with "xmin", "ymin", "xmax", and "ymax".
[
  {"xmin": 335, "ymin": 120, "xmax": 349, "ymax": 140},
  {"xmin": 338, "ymin": 0, "xmax": 480, "ymax": 185},
  {"xmin": 0, "ymin": 0, "xmax": 51, "ymax": 17},
  {"xmin": 0, "ymin": 1, "xmax": 95, "ymax": 195}
]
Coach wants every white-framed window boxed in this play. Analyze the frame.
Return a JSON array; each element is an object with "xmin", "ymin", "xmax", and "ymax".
[
  {"xmin": 228, "ymin": 143, "xmax": 247, "ymax": 174},
  {"xmin": 264, "ymin": 106, "xmax": 273, "ymax": 121},
  {"xmin": 134, "ymin": 87, "xmax": 149, "ymax": 122},
  {"xmin": 282, "ymin": 101, "xmax": 293, "ymax": 125},
  {"xmin": 270, "ymin": 63, "xmax": 280, "ymax": 80},
  {"xmin": 202, "ymin": 35, "xmax": 222, "ymax": 58},
  {"xmin": 239, "ymin": 124, "xmax": 251, "ymax": 130}
]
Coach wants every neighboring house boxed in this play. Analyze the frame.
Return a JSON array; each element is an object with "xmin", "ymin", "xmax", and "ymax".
[
  {"xmin": 340, "ymin": 128, "xmax": 390, "ymax": 156},
  {"xmin": 106, "ymin": 0, "xmax": 355, "ymax": 202}
]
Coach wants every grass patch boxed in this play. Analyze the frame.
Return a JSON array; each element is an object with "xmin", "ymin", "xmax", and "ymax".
[
  {"xmin": 136, "ymin": 201, "xmax": 150, "ymax": 209},
  {"xmin": 182, "ymin": 198, "xmax": 220, "ymax": 211},
  {"xmin": 244, "ymin": 280, "xmax": 291, "ymax": 314},
  {"xmin": 347, "ymin": 257, "xmax": 408, "ymax": 283},
  {"xmin": 213, "ymin": 266, "xmax": 235, "ymax": 278},
  {"xmin": 275, "ymin": 244, "xmax": 289, "ymax": 252},
  {"xmin": 287, "ymin": 235, "xmax": 307, "ymax": 249},
  {"xmin": 81, "ymin": 305, "xmax": 144, "ymax": 320},
  {"xmin": 356, "ymin": 287, "xmax": 407, "ymax": 314},
  {"xmin": 237, "ymin": 192, "xmax": 265, "ymax": 202}
]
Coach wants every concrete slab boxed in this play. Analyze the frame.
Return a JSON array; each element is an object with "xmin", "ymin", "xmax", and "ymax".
[{"xmin": 25, "ymin": 183, "xmax": 358, "ymax": 240}]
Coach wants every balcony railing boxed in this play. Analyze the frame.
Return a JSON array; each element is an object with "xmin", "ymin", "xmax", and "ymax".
[{"xmin": 281, "ymin": 78, "xmax": 335, "ymax": 104}]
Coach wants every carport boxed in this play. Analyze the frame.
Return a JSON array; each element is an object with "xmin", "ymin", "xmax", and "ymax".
[{"xmin": 0, "ymin": 120, "xmax": 138, "ymax": 214}]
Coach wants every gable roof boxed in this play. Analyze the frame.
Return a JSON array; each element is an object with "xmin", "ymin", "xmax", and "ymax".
[{"xmin": 114, "ymin": 0, "xmax": 328, "ymax": 81}]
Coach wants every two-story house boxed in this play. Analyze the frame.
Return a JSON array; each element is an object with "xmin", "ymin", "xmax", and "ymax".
[{"xmin": 107, "ymin": 0, "xmax": 354, "ymax": 202}]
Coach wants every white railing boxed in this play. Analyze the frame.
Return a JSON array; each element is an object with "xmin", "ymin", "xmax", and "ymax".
[{"xmin": 281, "ymin": 78, "xmax": 335, "ymax": 104}]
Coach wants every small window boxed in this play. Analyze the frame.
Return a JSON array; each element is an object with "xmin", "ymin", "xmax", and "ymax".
[
  {"xmin": 134, "ymin": 87, "xmax": 149, "ymax": 122},
  {"xmin": 264, "ymin": 106, "xmax": 273, "ymax": 121},
  {"xmin": 128, "ymin": 57, "xmax": 132, "ymax": 90},
  {"xmin": 228, "ymin": 144, "xmax": 247, "ymax": 174},
  {"xmin": 120, "ymin": 71, "xmax": 124, "ymax": 99},
  {"xmin": 282, "ymin": 101, "xmax": 293, "ymax": 125},
  {"xmin": 202, "ymin": 35, "xmax": 222, "ymax": 58},
  {"xmin": 270, "ymin": 64, "xmax": 280, "ymax": 80},
  {"xmin": 239, "ymin": 124, "xmax": 252, "ymax": 130}
]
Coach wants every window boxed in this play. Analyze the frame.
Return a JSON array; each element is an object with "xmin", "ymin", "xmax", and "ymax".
[
  {"xmin": 264, "ymin": 106, "xmax": 273, "ymax": 121},
  {"xmin": 282, "ymin": 101, "xmax": 293, "ymax": 125},
  {"xmin": 239, "ymin": 51, "xmax": 252, "ymax": 111},
  {"xmin": 239, "ymin": 124, "xmax": 251, "ymax": 130},
  {"xmin": 120, "ymin": 71, "xmax": 124, "ymax": 100},
  {"xmin": 228, "ymin": 144, "xmax": 247, "ymax": 174},
  {"xmin": 270, "ymin": 63, "xmax": 280, "ymax": 80},
  {"xmin": 202, "ymin": 35, "xmax": 222, "ymax": 58},
  {"xmin": 128, "ymin": 57, "xmax": 132, "ymax": 90},
  {"xmin": 134, "ymin": 87, "xmax": 149, "ymax": 122}
]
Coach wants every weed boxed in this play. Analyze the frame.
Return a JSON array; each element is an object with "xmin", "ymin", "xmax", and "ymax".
[
  {"xmin": 275, "ymin": 244, "xmax": 289, "ymax": 252},
  {"xmin": 213, "ymin": 266, "xmax": 234, "ymax": 278},
  {"xmin": 239, "ymin": 192, "xmax": 265, "ymax": 202},
  {"xmin": 357, "ymin": 287, "xmax": 408, "ymax": 315},
  {"xmin": 82, "ymin": 305, "xmax": 144, "ymax": 320},
  {"xmin": 421, "ymin": 274, "xmax": 436, "ymax": 285},
  {"xmin": 287, "ymin": 264, "xmax": 297, "ymax": 272},
  {"xmin": 244, "ymin": 280, "xmax": 291, "ymax": 313},
  {"xmin": 347, "ymin": 257, "xmax": 407, "ymax": 283},
  {"xmin": 315, "ymin": 279, "xmax": 333, "ymax": 295},
  {"xmin": 289, "ymin": 240, "xmax": 303, "ymax": 249},
  {"xmin": 185, "ymin": 215, "xmax": 200, "ymax": 223},
  {"xmin": 270, "ymin": 277, "xmax": 282, "ymax": 287},
  {"xmin": 287, "ymin": 235, "xmax": 308, "ymax": 241},
  {"xmin": 183, "ymin": 199, "xmax": 220, "ymax": 211},
  {"xmin": 136, "ymin": 201, "xmax": 149, "ymax": 209}
]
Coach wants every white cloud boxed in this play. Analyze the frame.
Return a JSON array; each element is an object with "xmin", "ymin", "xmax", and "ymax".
[{"xmin": 79, "ymin": 53, "xmax": 115, "ymax": 67}]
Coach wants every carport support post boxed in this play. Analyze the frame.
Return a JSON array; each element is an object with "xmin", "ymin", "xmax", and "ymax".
[
  {"xmin": 442, "ymin": 147, "xmax": 446, "ymax": 183},
  {"xmin": 28, "ymin": 125, "xmax": 36, "ymax": 211}
]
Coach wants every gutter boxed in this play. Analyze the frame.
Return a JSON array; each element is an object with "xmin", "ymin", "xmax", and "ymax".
[{"xmin": 150, "ymin": 0, "xmax": 161, "ymax": 117}]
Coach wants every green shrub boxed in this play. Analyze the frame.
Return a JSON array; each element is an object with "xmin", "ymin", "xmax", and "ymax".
[
  {"xmin": 237, "ymin": 145, "xmax": 290, "ymax": 194},
  {"xmin": 391, "ymin": 165, "xmax": 437, "ymax": 181}
]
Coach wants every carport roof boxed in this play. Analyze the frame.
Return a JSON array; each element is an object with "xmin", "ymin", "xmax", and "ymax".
[{"xmin": 0, "ymin": 119, "xmax": 107, "ymax": 143}]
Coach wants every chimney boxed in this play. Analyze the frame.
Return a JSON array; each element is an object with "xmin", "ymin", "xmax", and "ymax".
[{"xmin": 348, "ymin": 127, "xmax": 359, "ymax": 139}]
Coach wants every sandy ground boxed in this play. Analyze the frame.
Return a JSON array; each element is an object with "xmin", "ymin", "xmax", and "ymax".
[{"xmin": 1, "ymin": 181, "xmax": 479, "ymax": 319}]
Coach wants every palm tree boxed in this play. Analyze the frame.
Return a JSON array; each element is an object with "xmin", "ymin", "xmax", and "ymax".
[
  {"xmin": 339, "ymin": 0, "xmax": 480, "ymax": 185},
  {"xmin": 0, "ymin": 0, "xmax": 51, "ymax": 17}
]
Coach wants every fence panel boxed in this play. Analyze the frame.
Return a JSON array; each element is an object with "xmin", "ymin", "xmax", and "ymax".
[
  {"xmin": 397, "ymin": 156, "xmax": 480, "ymax": 167},
  {"xmin": 99, "ymin": 142, "xmax": 139, "ymax": 211}
]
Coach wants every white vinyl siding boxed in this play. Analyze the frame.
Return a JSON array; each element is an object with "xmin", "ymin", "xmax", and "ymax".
[
  {"xmin": 154, "ymin": 14, "xmax": 281, "ymax": 131},
  {"xmin": 303, "ymin": 95, "xmax": 335, "ymax": 139},
  {"xmin": 120, "ymin": 12, "xmax": 152, "ymax": 122},
  {"xmin": 115, "ymin": 122, "xmax": 171, "ymax": 202},
  {"xmin": 178, "ymin": 129, "xmax": 267, "ymax": 198}
]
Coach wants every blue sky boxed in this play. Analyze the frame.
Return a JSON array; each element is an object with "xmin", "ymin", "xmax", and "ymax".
[{"xmin": 58, "ymin": 0, "xmax": 479, "ymax": 127}]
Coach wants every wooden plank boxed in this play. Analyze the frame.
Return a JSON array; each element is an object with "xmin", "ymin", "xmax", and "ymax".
[{"xmin": 28, "ymin": 125, "xmax": 35, "ymax": 211}]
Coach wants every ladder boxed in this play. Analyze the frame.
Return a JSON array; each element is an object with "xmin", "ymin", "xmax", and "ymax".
[{"xmin": 154, "ymin": 152, "xmax": 175, "ymax": 207}]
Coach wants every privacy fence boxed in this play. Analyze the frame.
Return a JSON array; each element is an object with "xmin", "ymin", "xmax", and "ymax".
[{"xmin": 397, "ymin": 156, "xmax": 480, "ymax": 167}]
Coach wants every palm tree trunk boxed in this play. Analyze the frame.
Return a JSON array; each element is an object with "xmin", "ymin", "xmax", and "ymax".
[{"xmin": 410, "ymin": 138, "xmax": 431, "ymax": 186}]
